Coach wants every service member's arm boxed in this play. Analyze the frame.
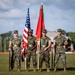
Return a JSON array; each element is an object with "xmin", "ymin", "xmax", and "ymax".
[
  {"xmin": 9, "ymin": 40, "xmax": 12, "ymax": 51},
  {"xmin": 52, "ymin": 37, "xmax": 56, "ymax": 48},
  {"xmin": 63, "ymin": 37, "xmax": 68, "ymax": 49},
  {"xmin": 30, "ymin": 44, "xmax": 37, "ymax": 51},
  {"xmin": 44, "ymin": 38, "xmax": 51, "ymax": 51},
  {"xmin": 30, "ymin": 37, "xmax": 37, "ymax": 51},
  {"xmin": 21, "ymin": 41, "xmax": 24, "ymax": 48}
]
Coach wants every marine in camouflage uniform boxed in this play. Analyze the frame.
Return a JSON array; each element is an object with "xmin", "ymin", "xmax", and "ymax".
[
  {"xmin": 26, "ymin": 29, "xmax": 37, "ymax": 72},
  {"xmin": 39, "ymin": 29, "xmax": 51, "ymax": 72},
  {"xmin": 54, "ymin": 29, "xmax": 68, "ymax": 71},
  {"xmin": 9, "ymin": 30, "xmax": 22, "ymax": 72}
]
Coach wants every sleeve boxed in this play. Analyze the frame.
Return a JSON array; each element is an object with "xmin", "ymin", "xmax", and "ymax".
[
  {"xmin": 49, "ymin": 39, "xmax": 51, "ymax": 43},
  {"xmin": 9, "ymin": 38, "xmax": 13, "ymax": 48},
  {"xmin": 9, "ymin": 38, "xmax": 13, "ymax": 43},
  {"xmin": 64, "ymin": 37, "xmax": 67, "ymax": 42},
  {"xmin": 63, "ymin": 37, "xmax": 68, "ymax": 45},
  {"xmin": 21, "ymin": 38, "xmax": 23, "ymax": 43},
  {"xmin": 48, "ymin": 37, "xmax": 51, "ymax": 44},
  {"xmin": 53, "ymin": 37, "xmax": 56, "ymax": 43},
  {"xmin": 34, "ymin": 36, "xmax": 37, "ymax": 44}
]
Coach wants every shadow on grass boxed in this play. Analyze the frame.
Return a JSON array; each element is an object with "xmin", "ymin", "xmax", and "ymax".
[
  {"xmin": 21, "ymin": 69, "xmax": 51, "ymax": 72},
  {"xmin": 21, "ymin": 69, "xmax": 38, "ymax": 72},
  {"xmin": 67, "ymin": 67, "xmax": 75, "ymax": 71},
  {"xmin": 54, "ymin": 67, "xmax": 75, "ymax": 71},
  {"xmin": 18, "ymin": 67, "xmax": 75, "ymax": 72}
]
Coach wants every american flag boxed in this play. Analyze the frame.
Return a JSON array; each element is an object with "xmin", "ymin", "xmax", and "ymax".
[{"xmin": 22, "ymin": 7, "xmax": 31, "ymax": 61}]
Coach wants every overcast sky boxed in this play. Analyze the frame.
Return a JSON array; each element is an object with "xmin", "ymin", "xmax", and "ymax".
[{"xmin": 0, "ymin": 0, "xmax": 75, "ymax": 35}]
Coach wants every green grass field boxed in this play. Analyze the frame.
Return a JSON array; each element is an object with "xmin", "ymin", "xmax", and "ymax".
[{"xmin": 0, "ymin": 54, "xmax": 75, "ymax": 75}]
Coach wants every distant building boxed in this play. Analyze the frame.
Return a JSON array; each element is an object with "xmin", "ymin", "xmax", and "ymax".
[
  {"xmin": 47, "ymin": 31, "xmax": 71, "ymax": 41},
  {"xmin": 47, "ymin": 31, "xmax": 73, "ymax": 51}
]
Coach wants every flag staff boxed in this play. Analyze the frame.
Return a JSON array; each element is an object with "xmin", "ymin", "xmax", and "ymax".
[
  {"xmin": 25, "ymin": 3, "xmax": 31, "ymax": 70},
  {"xmin": 28, "ymin": 3, "xmax": 30, "ymax": 7},
  {"xmin": 36, "ymin": 3, "xmax": 45, "ymax": 70}
]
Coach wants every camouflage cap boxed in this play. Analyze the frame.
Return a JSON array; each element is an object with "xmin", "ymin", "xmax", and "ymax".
[
  {"xmin": 42, "ymin": 29, "xmax": 47, "ymax": 33},
  {"xmin": 57, "ymin": 29, "xmax": 62, "ymax": 32},
  {"xmin": 28, "ymin": 29, "xmax": 33, "ymax": 33},
  {"xmin": 14, "ymin": 30, "xmax": 18, "ymax": 34}
]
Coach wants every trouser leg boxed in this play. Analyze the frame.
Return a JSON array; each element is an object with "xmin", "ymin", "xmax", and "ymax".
[
  {"xmin": 32, "ymin": 52, "xmax": 37, "ymax": 68},
  {"xmin": 44, "ymin": 52, "xmax": 50, "ymax": 68},
  {"xmin": 26, "ymin": 52, "xmax": 31, "ymax": 68},
  {"xmin": 16, "ymin": 54, "xmax": 21, "ymax": 69},
  {"xmin": 61, "ymin": 53, "xmax": 66, "ymax": 67},
  {"xmin": 54, "ymin": 53, "xmax": 60, "ymax": 68},
  {"xmin": 39, "ymin": 52, "xmax": 44, "ymax": 68}
]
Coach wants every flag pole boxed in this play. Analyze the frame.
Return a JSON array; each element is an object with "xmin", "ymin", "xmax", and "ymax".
[
  {"xmin": 24, "ymin": 3, "xmax": 30, "ymax": 70},
  {"xmin": 28, "ymin": 3, "xmax": 30, "ymax": 7},
  {"xmin": 51, "ymin": 46, "xmax": 54, "ymax": 70},
  {"xmin": 37, "ymin": 40, "xmax": 40, "ymax": 70},
  {"xmin": 36, "ymin": 3, "xmax": 45, "ymax": 70},
  {"xmin": 25, "ymin": 56, "xmax": 26, "ymax": 70}
]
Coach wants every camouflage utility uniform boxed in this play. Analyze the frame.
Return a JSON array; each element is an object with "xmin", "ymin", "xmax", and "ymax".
[
  {"xmin": 9, "ymin": 30, "xmax": 21, "ymax": 71},
  {"xmin": 54, "ymin": 29, "xmax": 67, "ymax": 71},
  {"xmin": 11, "ymin": 38, "xmax": 21, "ymax": 70},
  {"xmin": 39, "ymin": 29, "xmax": 51, "ymax": 72},
  {"xmin": 26, "ymin": 29, "xmax": 37, "ymax": 71}
]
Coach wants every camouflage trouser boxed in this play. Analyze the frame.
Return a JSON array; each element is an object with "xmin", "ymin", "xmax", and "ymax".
[
  {"xmin": 39, "ymin": 51, "xmax": 50, "ymax": 68},
  {"xmin": 9, "ymin": 51, "xmax": 14, "ymax": 70},
  {"xmin": 54, "ymin": 52, "xmax": 66, "ymax": 68},
  {"xmin": 12, "ymin": 53, "xmax": 21, "ymax": 69},
  {"xmin": 26, "ymin": 51, "xmax": 37, "ymax": 68}
]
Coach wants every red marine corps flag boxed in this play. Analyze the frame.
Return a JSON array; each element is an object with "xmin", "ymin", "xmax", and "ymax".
[
  {"xmin": 35, "ymin": 4, "xmax": 45, "ymax": 69},
  {"xmin": 35, "ymin": 4, "xmax": 45, "ymax": 40}
]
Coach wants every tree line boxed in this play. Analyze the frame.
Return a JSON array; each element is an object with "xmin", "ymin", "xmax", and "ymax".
[{"xmin": 0, "ymin": 30, "xmax": 75, "ymax": 52}]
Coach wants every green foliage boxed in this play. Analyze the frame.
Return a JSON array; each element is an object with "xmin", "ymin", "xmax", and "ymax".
[
  {"xmin": 0, "ymin": 31, "xmax": 22, "ymax": 52},
  {"xmin": 62, "ymin": 30, "xmax": 66, "ymax": 35},
  {"xmin": 0, "ymin": 31, "xmax": 12, "ymax": 38},
  {"xmin": 67, "ymin": 32, "xmax": 75, "ymax": 43},
  {"xmin": 1, "ymin": 30, "xmax": 75, "ymax": 52}
]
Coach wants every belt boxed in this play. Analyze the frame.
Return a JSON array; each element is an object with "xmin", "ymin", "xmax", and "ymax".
[
  {"xmin": 28, "ymin": 45, "xmax": 32, "ymax": 47},
  {"xmin": 57, "ymin": 45, "xmax": 63, "ymax": 48},
  {"xmin": 14, "ymin": 45, "xmax": 17, "ymax": 47},
  {"xmin": 42, "ymin": 45, "xmax": 46, "ymax": 47},
  {"xmin": 14, "ymin": 45, "xmax": 20, "ymax": 47}
]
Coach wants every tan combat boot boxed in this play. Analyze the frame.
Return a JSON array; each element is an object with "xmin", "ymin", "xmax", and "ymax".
[
  {"xmin": 39, "ymin": 68, "xmax": 42, "ymax": 72},
  {"xmin": 26, "ymin": 68, "xmax": 29, "ymax": 72},
  {"xmin": 33, "ymin": 68, "xmax": 36, "ymax": 72},
  {"xmin": 47, "ymin": 68, "xmax": 50, "ymax": 72},
  {"xmin": 18, "ymin": 69, "xmax": 20, "ymax": 72},
  {"xmin": 10, "ymin": 68, "xmax": 14, "ymax": 72},
  {"xmin": 10, "ymin": 69, "xmax": 13, "ymax": 72},
  {"xmin": 54, "ymin": 68, "xmax": 56, "ymax": 72},
  {"xmin": 64, "ymin": 67, "xmax": 66, "ymax": 72}
]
